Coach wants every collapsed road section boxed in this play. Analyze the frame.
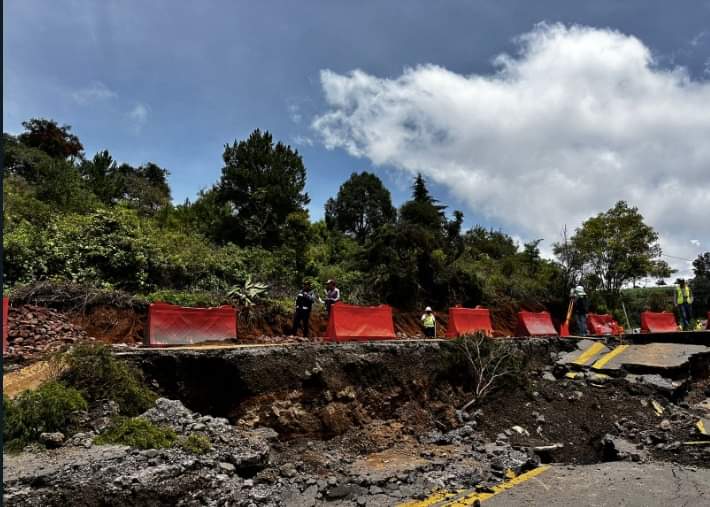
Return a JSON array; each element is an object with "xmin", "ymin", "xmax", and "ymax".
[{"xmin": 4, "ymin": 336, "xmax": 710, "ymax": 506}]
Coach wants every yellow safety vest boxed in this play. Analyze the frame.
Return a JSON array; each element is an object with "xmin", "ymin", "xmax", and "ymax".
[
  {"xmin": 676, "ymin": 286, "xmax": 693, "ymax": 305},
  {"xmin": 422, "ymin": 314, "xmax": 436, "ymax": 328}
]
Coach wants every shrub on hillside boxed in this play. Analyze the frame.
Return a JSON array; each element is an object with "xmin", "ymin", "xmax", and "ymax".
[
  {"xmin": 59, "ymin": 343, "xmax": 156, "ymax": 416},
  {"xmin": 3, "ymin": 382, "xmax": 87, "ymax": 451},
  {"xmin": 95, "ymin": 417, "xmax": 176, "ymax": 449},
  {"xmin": 177, "ymin": 433, "xmax": 212, "ymax": 455}
]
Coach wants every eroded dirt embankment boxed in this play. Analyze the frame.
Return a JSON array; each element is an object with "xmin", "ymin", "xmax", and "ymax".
[
  {"xmin": 6, "ymin": 338, "xmax": 710, "ymax": 506},
  {"xmin": 123, "ymin": 340, "xmax": 567, "ymax": 436}
]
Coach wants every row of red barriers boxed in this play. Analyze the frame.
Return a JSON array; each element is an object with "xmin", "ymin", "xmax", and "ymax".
[
  {"xmin": 3, "ymin": 299, "xmax": 708, "ymax": 350},
  {"xmin": 142, "ymin": 304, "xmax": 710, "ymax": 346}
]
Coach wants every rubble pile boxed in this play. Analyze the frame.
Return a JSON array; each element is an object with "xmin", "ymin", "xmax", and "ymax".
[
  {"xmin": 3, "ymin": 398, "xmax": 274, "ymax": 506},
  {"xmin": 3, "ymin": 338, "xmax": 710, "ymax": 505},
  {"xmin": 5, "ymin": 305, "xmax": 94, "ymax": 362}
]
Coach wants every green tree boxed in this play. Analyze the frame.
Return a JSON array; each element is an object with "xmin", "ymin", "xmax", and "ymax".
[
  {"xmin": 80, "ymin": 153, "xmax": 171, "ymax": 214},
  {"xmin": 18, "ymin": 118, "xmax": 84, "ymax": 159},
  {"xmin": 693, "ymin": 252, "xmax": 710, "ymax": 279},
  {"xmin": 4, "ymin": 133, "xmax": 96, "ymax": 212},
  {"xmin": 399, "ymin": 173, "xmax": 446, "ymax": 231},
  {"xmin": 691, "ymin": 252, "xmax": 710, "ymax": 316},
  {"xmin": 553, "ymin": 201, "xmax": 673, "ymax": 294},
  {"xmin": 79, "ymin": 150, "xmax": 122, "ymax": 204},
  {"xmin": 216, "ymin": 129, "xmax": 310, "ymax": 247},
  {"xmin": 324, "ymin": 171, "xmax": 396, "ymax": 242}
]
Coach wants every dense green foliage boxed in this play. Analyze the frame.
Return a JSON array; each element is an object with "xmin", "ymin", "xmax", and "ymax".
[
  {"xmin": 95, "ymin": 417, "xmax": 177, "ymax": 449},
  {"xmin": 213, "ymin": 129, "xmax": 310, "ymax": 247},
  {"xmin": 554, "ymin": 201, "xmax": 673, "ymax": 294},
  {"xmin": 4, "ymin": 382, "xmax": 87, "ymax": 451},
  {"xmin": 59, "ymin": 343, "xmax": 156, "ymax": 416},
  {"xmin": 5, "ymin": 117, "xmax": 705, "ymax": 320},
  {"xmin": 325, "ymin": 171, "xmax": 396, "ymax": 242}
]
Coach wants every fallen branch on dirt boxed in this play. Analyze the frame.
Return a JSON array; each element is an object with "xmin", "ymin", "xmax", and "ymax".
[{"xmin": 458, "ymin": 334, "xmax": 520, "ymax": 413}]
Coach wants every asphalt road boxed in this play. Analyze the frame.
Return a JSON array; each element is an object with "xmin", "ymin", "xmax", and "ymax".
[{"xmin": 486, "ymin": 462, "xmax": 710, "ymax": 507}]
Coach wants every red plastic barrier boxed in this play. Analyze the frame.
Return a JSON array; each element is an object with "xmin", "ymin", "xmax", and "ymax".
[
  {"xmin": 146, "ymin": 302, "xmax": 238, "ymax": 346},
  {"xmin": 446, "ymin": 307, "xmax": 493, "ymax": 338},
  {"xmin": 324, "ymin": 303, "xmax": 396, "ymax": 342},
  {"xmin": 640, "ymin": 311, "xmax": 677, "ymax": 333},
  {"xmin": 587, "ymin": 314, "xmax": 621, "ymax": 336},
  {"xmin": 2, "ymin": 297, "xmax": 8, "ymax": 353},
  {"xmin": 517, "ymin": 311, "xmax": 558, "ymax": 337}
]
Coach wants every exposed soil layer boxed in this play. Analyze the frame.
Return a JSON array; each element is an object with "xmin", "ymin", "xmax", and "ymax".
[
  {"xmin": 70, "ymin": 305, "xmax": 144, "ymax": 344},
  {"xmin": 125, "ymin": 340, "xmax": 709, "ymax": 469},
  {"xmin": 124, "ymin": 340, "xmax": 563, "ymax": 425}
]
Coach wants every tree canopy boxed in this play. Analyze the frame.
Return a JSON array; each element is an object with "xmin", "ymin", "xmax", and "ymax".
[
  {"xmin": 215, "ymin": 129, "xmax": 310, "ymax": 247},
  {"xmin": 18, "ymin": 118, "xmax": 84, "ymax": 159},
  {"xmin": 553, "ymin": 201, "xmax": 673, "ymax": 293},
  {"xmin": 324, "ymin": 171, "xmax": 395, "ymax": 242}
]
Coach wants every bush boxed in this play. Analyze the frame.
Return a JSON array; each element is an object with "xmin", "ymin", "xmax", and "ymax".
[
  {"xmin": 4, "ymin": 382, "xmax": 87, "ymax": 451},
  {"xmin": 95, "ymin": 417, "xmax": 176, "ymax": 449},
  {"xmin": 59, "ymin": 343, "xmax": 156, "ymax": 416},
  {"xmin": 177, "ymin": 433, "xmax": 212, "ymax": 455},
  {"xmin": 144, "ymin": 289, "xmax": 227, "ymax": 308}
]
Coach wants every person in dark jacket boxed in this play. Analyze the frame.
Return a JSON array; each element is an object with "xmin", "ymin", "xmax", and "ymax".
[
  {"xmin": 571, "ymin": 285, "xmax": 589, "ymax": 336},
  {"xmin": 292, "ymin": 281, "xmax": 316, "ymax": 337}
]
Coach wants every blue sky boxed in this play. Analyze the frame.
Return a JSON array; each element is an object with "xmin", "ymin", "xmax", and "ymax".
[{"xmin": 4, "ymin": 1, "xmax": 710, "ymax": 275}]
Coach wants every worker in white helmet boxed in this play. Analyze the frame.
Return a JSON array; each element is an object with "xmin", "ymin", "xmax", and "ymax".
[
  {"xmin": 570, "ymin": 285, "xmax": 589, "ymax": 336},
  {"xmin": 421, "ymin": 306, "xmax": 436, "ymax": 338}
]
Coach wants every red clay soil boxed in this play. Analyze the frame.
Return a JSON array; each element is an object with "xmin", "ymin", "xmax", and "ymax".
[{"xmin": 70, "ymin": 305, "xmax": 144, "ymax": 344}]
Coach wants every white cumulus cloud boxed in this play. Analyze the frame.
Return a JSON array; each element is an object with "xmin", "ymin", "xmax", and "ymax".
[{"xmin": 313, "ymin": 23, "xmax": 710, "ymax": 277}]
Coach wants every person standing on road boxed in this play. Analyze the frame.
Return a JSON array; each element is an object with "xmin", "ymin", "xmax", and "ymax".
[
  {"xmin": 292, "ymin": 281, "xmax": 316, "ymax": 337},
  {"xmin": 421, "ymin": 306, "xmax": 436, "ymax": 338},
  {"xmin": 571, "ymin": 285, "xmax": 589, "ymax": 336},
  {"xmin": 323, "ymin": 279, "xmax": 341, "ymax": 316},
  {"xmin": 675, "ymin": 279, "xmax": 693, "ymax": 330}
]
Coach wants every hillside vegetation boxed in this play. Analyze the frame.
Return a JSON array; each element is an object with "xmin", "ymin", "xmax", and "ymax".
[{"xmin": 4, "ymin": 119, "xmax": 709, "ymax": 323}]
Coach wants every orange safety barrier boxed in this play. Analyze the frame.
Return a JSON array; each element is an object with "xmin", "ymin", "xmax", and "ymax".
[
  {"xmin": 324, "ymin": 303, "xmax": 396, "ymax": 342},
  {"xmin": 640, "ymin": 311, "xmax": 677, "ymax": 333},
  {"xmin": 517, "ymin": 311, "xmax": 558, "ymax": 337},
  {"xmin": 146, "ymin": 302, "xmax": 238, "ymax": 346},
  {"xmin": 587, "ymin": 313, "xmax": 622, "ymax": 336},
  {"xmin": 2, "ymin": 297, "xmax": 8, "ymax": 353},
  {"xmin": 445, "ymin": 307, "xmax": 493, "ymax": 338}
]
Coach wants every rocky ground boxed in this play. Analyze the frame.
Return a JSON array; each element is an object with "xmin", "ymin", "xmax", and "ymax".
[
  {"xmin": 4, "ymin": 305, "xmax": 96, "ymax": 365},
  {"xmin": 4, "ymin": 338, "xmax": 710, "ymax": 506}
]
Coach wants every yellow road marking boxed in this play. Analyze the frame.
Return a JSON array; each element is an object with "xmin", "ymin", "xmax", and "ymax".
[
  {"xmin": 399, "ymin": 490, "xmax": 462, "ymax": 507},
  {"xmin": 651, "ymin": 400, "xmax": 664, "ymax": 416},
  {"xmin": 573, "ymin": 342, "xmax": 606, "ymax": 365},
  {"xmin": 399, "ymin": 465, "xmax": 551, "ymax": 507},
  {"xmin": 591, "ymin": 345, "xmax": 629, "ymax": 370}
]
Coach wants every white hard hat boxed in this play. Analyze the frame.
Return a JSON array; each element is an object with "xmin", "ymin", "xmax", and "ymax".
[{"xmin": 425, "ymin": 306, "xmax": 432, "ymax": 312}]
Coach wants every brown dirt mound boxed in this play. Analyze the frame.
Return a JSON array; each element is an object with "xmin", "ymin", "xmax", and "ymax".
[{"xmin": 70, "ymin": 305, "xmax": 144, "ymax": 344}]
